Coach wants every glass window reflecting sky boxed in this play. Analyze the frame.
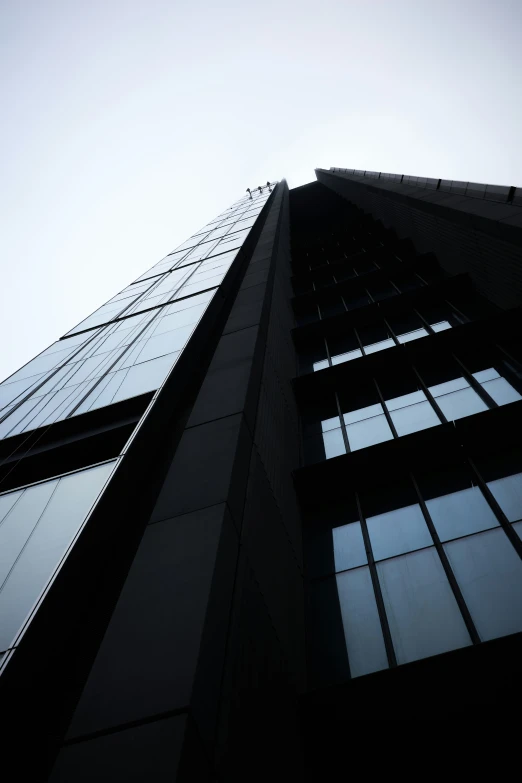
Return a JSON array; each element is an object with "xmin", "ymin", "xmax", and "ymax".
[{"xmin": 0, "ymin": 188, "xmax": 274, "ymax": 439}]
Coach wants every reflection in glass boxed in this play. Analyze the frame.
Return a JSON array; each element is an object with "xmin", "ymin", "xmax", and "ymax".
[
  {"xmin": 430, "ymin": 382, "xmax": 488, "ymax": 421},
  {"xmin": 445, "ymin": 528, "xmax": 522, "ymax": 641},
  {"xmin": 0, "ymin": 462, "xmax": 116, "ymax": 651},
  {"xmin": 426, "ymin": 486, "xmax": 499, "ymax": 541},
  {"xmin": 333, "ymin": 522, "xmax": 367, "ymax": 571},
  {"xmin": 322, "ymin": 428, "xmax": 346, "ymax": 459},
  {"xmin": 364, "ymin": 338, "xmax": 395, "ymax": 354},
  {"xmin": 487, "ymin": 473, "xmax": 522, "ymax": 522},
  {"xmin": 336, "ymin": 567, "xmax": 388, "ymax": 678},
  {"xmin": 345, "ymin": 413, "xmax": 393, "ymax": 451},
  {"xmin": 331, "ymin": 348, "xmax": 362, "ymax": 365},
  {"xmin": 366, "ymin": 504, "xmax": 432, "ymax": 561},
  {"xmin": 397, "ymin": 328, "xmax": 428, "ymax": 343},
  {"xmin": 313, "ymin": 359, "xmax": 329, "ymax": 372},
  {"xmin": 377, "ymin": 548, "xmax": 471, "ymax": 664}
]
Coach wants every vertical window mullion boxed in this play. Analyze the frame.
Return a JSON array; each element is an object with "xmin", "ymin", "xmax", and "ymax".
[
  {"xmin": 451, "ymin": 353, "xmax": 499, "ymax": 409},
  {"xmin": 355, "ymin": 493, "xmax": 397, "ymax": 668},
  {"xmin": 411, "ymin": 365, "xmax": 448, "ymax": 424},
  {"xmin": 382, "ymin": 317, "xmax": 400, "ymax": 347},
  {"xmin": 444, "ymin": 298, "xmax": 469, "ymax": 324},
  {"xmin": 412, "ymin": 308, "xmax": 436, "ymax": 335},
  {"xmin": 467, "ymin": 458, "xmax": 522, "ymax": 561},
  {"xmin": 323, "ymin": 336, "xmax": 332, "ymax": 367},
  {"xmin": 409, "ymin": 473, "xmax": 481, "ymax": 645},
  {"xmin": 334, "ymin": 391, "xmax": 351, "ymax": 454},
  {"xmin": 353, "ymin": 326, "xmax": 365, "ymax": 355},
  {"xmin": 373, "ymin": 378, "xmax": 399, "ymax": 439}
]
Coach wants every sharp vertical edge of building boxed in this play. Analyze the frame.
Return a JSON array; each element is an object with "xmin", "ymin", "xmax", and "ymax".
[{"xmin": 1, "ymin": 169, "xmax": 522, "ymax": 779}]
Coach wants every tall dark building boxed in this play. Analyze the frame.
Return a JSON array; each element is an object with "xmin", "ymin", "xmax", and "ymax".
[{"xmin": 1, "ymin": 169, "xmax": 522, "ymax": 779}]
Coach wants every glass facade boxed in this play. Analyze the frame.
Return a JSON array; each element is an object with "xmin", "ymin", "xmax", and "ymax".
[
  {"xmin": 0, "ymin": 187, "xmax": 272, "ymax": 438},
  {"xmin": 309, "ymin": 465, "xmax": 522, "ymax": 680},
  {"xmin": 295, "ymin": 181, "xmax": 522, "ymax": 691},
  {"xmin": 0, "ymin": 461, "xmax": 116, "ymax": 654},
  {"xmin": 0, "ymin": 185, "xmax": 273, "ymax": 663}
]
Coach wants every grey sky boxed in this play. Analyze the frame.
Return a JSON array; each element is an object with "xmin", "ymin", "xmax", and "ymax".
[{"xmin": 1, "ymin": 0, "xmax": 521, "ymax": 382}]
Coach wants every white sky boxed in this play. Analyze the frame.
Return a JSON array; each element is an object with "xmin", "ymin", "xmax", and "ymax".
[{"xmin": 1, "ymin": 0, "xmax": 521, "ymax": 382}]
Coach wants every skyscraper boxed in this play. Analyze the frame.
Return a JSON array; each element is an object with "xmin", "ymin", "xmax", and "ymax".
[{"xmin": 1, "ymin": 170, "xmax": 522, "ymax": 779}]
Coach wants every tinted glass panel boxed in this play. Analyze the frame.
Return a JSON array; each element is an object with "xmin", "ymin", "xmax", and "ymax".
[
  {"xmin": 0, "ymin": 462, "xmax": 115, "ymax": 651},
  {"xmin": 322, "ymin": 428, "xmax": 346, "ymax": 459},
  {"xmin": 397, "ymin": 328, "xmax": 428, "ymax": 343},
  {"xmin": 445, "ymin": 529, "xmax": 522, "ymax": 641},
  {"xmin": 377, "ymin": 548, "xmax": 471, "ymax": 664},
  {"xmin": 331, "ymin": 349, "xmax": 362, "ymax": 365},
  {"xmin": 435, "ymin": 387, "xmax": 488, "ymax": 420},
  {"xmin": 364, "ymin": 338, "xmax": 395, "ymax": 354},
  {"xmin": 336, "ymin": 567, "xmax": 388, "ymax": 678},
  {"xmin": 346, "ymin": 416, "xmax": 393, "ymax": 451},
  {"xmin": 426, "ymin": 486, "xmax": 499, "ymax": 541},
  {"xmin": 482, "ymin": 378, "xmax": 521, "ymax": 406},
  {"xmin": 333, "ymin": 522, "xmax": 367, "ymax": 571},
  {"xmin": 487, "ymin": 473, "xmax": 522, "ymax": 522},
  {"xmin": 366, "ymin": 504, "xmax": 432, "ymax": 561},
  {"xmin": 390, "ymin": 402, "xmax": 440, "ymax": 436}
]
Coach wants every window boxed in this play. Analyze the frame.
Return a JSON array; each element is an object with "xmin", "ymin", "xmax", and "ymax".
[
  {"xmin": 472, "ymin": 368, "xmax": 522, "ymax": 406},
  {"xmin": 321, "ymin": 415, "xmax": 345, "ymax": 459},
  {"xmin": 336, "ymin": 567, "xmax": 389, "ymax": 677},
  {"xmin": 366, "ymin": 503, "xmax": 432, "ymax": 561},
  {"xmin": 487, "ymin": 472, "xmax": 522, "ymax": 522},
  {"xmin": 426, "ymin": 485, "xmax": 499, "ymax": 541},
  {"xmin": 343, "ymin": 402, "xmax": 393, "ymax": 451},
  {"xmin": 385, "ymin": 389, "xmax": 441, "ymax": 436},
  {"xmin": 445, "ymin": 529, "xmax": 522, "ymax": 641},
  {"xmin": 0, "ymin": 462, "xmax": 116, "ymax": 652},
  {"xmin": 333, "ymin": 521, "xmax": 367, "ymax": 571},
  {"xmin": 428, "ymin": 377, "xmax": 488, "ymax": 420},
  {"xmin": 377, "ymin": 548, "xmax": 471, "ymax": 664}
]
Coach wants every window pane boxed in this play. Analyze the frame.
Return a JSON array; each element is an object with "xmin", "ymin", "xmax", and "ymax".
[
  {"xmin": 445, "ymin": 528, "xmax": 522, "ymax": 641},
  {"xmin": 313, "ymin": 359, "xmax": 329, "ymax": 372},
  {"xmin": 487, "ymin": 473, "xmax": 522, "ymax": 522},
  {"xmin": 366, "ymin": 503, "xmax": 432, "ymax": 561},
  {"xmin": 377, "ymin": 548, "xmax": 471, "ymax": 664},
  {"xmin": 322, "ymin": 428, "xmax": 346, "ymax": 459},
  {"xmin": 390, "ymin": 401, "xmax": 440, "ymax": 436},
  {"xmin": 111, "ymin": 353, "xmax": 179, "ymax": 404},
  {"xmin": 331, "ymin": 349, "xmax": 362, "ymax": 365},
  {"xmin": 397, "ymin": 328, "xmax": 428, "ymax": 343},
  {"xmin": 336, "ymin": 567, "xmax": 388, "ymax": 678},
  {"xmin": 386, "ymin": 390, "xmax": 426, "ymax": 410},
  {"xmin": 0, "ymin": 462, "xmax": 116, "ymax": 651},
  {"xmin": 321, "ymin": 415, "xmax": 341, "ymax": 432},
  {"xmin": 431, "ymin": 320, "xmax": 452, "ymax": 332},
  {"xmin": 513, "ymin": 521, "xmax": 522, "ymax": 540},
  {"xmin": 482, "ymin": 378, "xmax": 522, "ymax": 406},
  {"xmin": 346, "ymin": 415, "xmax": 393, "ymax": 451},
  {"xmin": 429, "ymin": 378, "xmax": 468, "ymax": 396},
  {"xmin": 426, "ymin": 486, "xmax": 500, "ymax": 540},
  {"xmin": 0, "ymin": 481, "xmax": 57, "ymax": 586},
  {"xmin": 472, "ymin": 369, "xmax": 498, "ymax": 383},
  {"xmin": 333, "ymin": 522, "xmax": 367, "ymax": 571},
  {"xmin": 435, "ymin": 387, "xmax": 488, "ymax": 420},
  {"xmin": 364, "ymin": 338, "xmax": 395, "ymax": 354},
  {"xmin": 344, "ymin": 403, "xmax": 383, "ymax": 425}
]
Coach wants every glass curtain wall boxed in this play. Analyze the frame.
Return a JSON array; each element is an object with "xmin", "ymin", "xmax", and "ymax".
[
  {"xmin": 0, "ymin": 186, "xmax": 273, "ymax": 438},
  {"xmin": 0, "ymin": 185, "xmax": 273, "ymax": 666}
]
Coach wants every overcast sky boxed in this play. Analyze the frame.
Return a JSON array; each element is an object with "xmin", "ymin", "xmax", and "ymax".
[{"xmin": 1, "ymin": 0, "xmax": 521, "ymax": 381}]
